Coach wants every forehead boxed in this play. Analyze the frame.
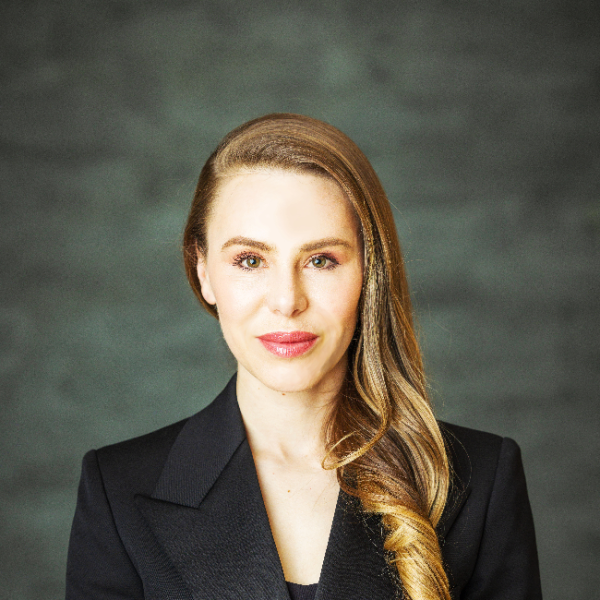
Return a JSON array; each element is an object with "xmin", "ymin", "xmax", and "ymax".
[{"xmin": 207, "ymin": 168, "xmax": 360, "ymax": 246}]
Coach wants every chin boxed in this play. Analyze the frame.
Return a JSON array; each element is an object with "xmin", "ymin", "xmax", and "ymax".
[
  {"xmin": 258, "ymin": 367, "xmax": 319, "ymax": 394},
  {"xmin": 247, "ymin": 358, "xmax": 345, "ymax": 395}
]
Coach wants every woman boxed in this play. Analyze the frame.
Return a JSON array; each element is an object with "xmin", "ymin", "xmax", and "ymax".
[{"xmin": 66, "ymin": 114, "xmax": 542, "ymax": 600}]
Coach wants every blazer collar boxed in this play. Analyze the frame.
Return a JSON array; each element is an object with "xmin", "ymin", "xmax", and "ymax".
[
  {"xmin": 136, "ymin": 375, "xmax": 290, "ymax": 598},
  {"xmin": 135, "ymin": 375, "xmax": 467, "ymax": 599},
  {"xmin": 151, "ymin": 374, "xmax": 246, "ymax": 508},
  {"xmin": 436, "ymin": 422, "xmax": 472, "ymax": 541}
]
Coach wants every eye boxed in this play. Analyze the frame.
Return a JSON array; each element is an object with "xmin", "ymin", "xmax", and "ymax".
[
  {"xmin": 233, "ymin": 253, "xmax": 264, "ymax": 270},
  {"xmin": 309, "ymin": 255, "xmax": 337, "ymax": 269},
  {"xmin": 240, "ymin": 255, "xmax": 262, "ymax": 269}
]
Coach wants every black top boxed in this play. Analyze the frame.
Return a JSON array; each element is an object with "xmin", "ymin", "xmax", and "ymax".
[
  {"xmin": 66, "ymin": 375, "xmax": 542, "ymax": 599},
  {"xmin": 286, "ymin": 582, "xmax": 318, "ymax": 600}
]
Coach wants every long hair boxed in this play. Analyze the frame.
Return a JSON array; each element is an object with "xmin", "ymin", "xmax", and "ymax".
[{"xmin": 183, "ymin": 114, "xmax": 451, "ymax": 600}]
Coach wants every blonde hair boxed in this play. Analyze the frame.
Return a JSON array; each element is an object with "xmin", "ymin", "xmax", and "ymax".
[{"xmin": 183, "ymin": 114, "xmax": 451, "ymax": 600}]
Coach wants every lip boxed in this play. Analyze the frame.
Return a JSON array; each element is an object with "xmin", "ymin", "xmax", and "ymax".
[{"xmin": 257, "ymin": 331, "xmax": 318, "ymax": 358}]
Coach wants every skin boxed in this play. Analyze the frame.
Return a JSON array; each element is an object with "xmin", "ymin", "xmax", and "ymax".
[{"xmin": 196, "ymin": 168, "xmax": 364, "ymax": 584}]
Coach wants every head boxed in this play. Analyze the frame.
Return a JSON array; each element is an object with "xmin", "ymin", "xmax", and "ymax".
[
  {"xmin": 183, "ymin": 114, "xmax": 450, "ymax": 600},
  {"xmin": 183, "ymin": 113, "xmax": 420, "ymax": 400}
]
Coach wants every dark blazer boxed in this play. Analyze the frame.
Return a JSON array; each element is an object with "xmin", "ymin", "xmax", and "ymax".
[{"xmin": 66, "ymin": 375, "xmax": 542, "ymax": 599}]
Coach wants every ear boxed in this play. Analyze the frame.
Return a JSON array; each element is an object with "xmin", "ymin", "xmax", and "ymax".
[{"xmin": 196, "ymin": 254, "xmax": 217, "ymax": 306}]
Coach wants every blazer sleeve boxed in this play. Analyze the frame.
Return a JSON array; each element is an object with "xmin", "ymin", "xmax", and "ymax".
[
  {"xmin": 462, "ymin": 437, "xmax": 543, "ymax": 600},
  {"xmin": 66, "ymin": 450, "xmax": 145, "ymax": 600}
]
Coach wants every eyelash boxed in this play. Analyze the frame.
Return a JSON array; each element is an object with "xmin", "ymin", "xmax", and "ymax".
[{"xmin": 232, "ymin": 252, "xmax": 340, "ymax": 272}]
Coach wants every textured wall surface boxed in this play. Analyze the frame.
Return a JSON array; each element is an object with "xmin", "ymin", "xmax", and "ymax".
[{"xmin": 1, "ymin": 0, "xmax": 599, "ymax": 598}]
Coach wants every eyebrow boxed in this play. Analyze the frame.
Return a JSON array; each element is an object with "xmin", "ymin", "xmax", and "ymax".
[{"xmin": 220, "ymin": 236, "xmax": 352, "ymax": 253}]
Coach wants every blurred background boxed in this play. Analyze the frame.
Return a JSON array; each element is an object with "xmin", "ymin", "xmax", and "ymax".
[{"xmin": 1, "ymin": 0, "xmax": 598, "ymax": 598}]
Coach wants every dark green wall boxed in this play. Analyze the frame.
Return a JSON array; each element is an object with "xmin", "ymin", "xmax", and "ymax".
[{"xmin": 1, "ymin": 1, "xmax": 598, "ymax": 598}]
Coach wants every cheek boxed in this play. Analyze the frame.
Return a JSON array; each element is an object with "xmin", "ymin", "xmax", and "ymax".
[
  {"xmin": 209, "ymin": 278, "xmax": 256, "ymax": 355},
  {"xmin": 314, "ymin": 273, "xmax": 363, "ymax": 330},
  {"xmin": 209, "ymin": 270, "xmax": 262, "ymax": 321}
]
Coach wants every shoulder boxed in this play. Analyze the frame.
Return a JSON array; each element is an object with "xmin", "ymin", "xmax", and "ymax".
[
  {"xmin": 438, "ymin": 421, "xmax": 524, "ymax": 497},
  {"xmin": 439, "ymin": 420, "xmax": 521, "ymax": 466},
  {"xmin": 85, "ymin": 417, "xmax": 190, "ymax": 498},
  {"xmin": 82, "ymin": 375, "xmax": 240, "ymax": 498},
  {"xmin": 97, "ymin": 417, "xmax": 188, "ymax": 465},
  {"xmin": 439, "ymin": 420, "xmax": 505, "ymax": 455},
  {"xmin": 440, "ymin": 422, "xmax": 525, "ymax": 524},
  {"xmin": 437, "ymin": 424, "xmax": 542, "ymax": 598}
]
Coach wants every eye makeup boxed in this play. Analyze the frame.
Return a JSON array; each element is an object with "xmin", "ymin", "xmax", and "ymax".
[{"xmin": 231, "ymin": 251, "xmax": 341, "ymax": 272}]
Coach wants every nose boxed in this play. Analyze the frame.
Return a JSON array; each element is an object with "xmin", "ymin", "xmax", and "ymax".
[{"xmin": 265, "ymin": 266, "xmax": 308, "ymax": 317}]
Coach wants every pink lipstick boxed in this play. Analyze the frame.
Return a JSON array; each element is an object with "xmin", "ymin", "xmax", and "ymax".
[{"xmin": 257, "ymin": 331, "xmax": 318, "ymax": 358}]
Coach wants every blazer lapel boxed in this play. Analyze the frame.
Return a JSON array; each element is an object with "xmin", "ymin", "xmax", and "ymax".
[
  {"xmin": 133, "ymin": 377, "xmax": 472, "ymax": 600},
  {"xmin": 437, "ymin": 422, "xmax": 472, "ymax": 542},
  {"xmin": 317, "ymin": 479, "xmax": 470, "ymax": 600},
  {"xmin": 316, "ymin": 423, "xmax": 474, "ymax": 600},
  {"xmin": 135, "ymin": 375, "xmax": 289, "ymax": 600},
  {"xmin": 317, "ymin": 492, "xmax": 396, "ymax": 600},
  {"xmin": 437, "ymin": 485, "xmax": 470, "ymax": 542}
]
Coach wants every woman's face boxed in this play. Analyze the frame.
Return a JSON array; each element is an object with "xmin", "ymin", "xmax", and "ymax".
[{"xmin": 197, "ymin": 168, "xmax": 363, "ymax": 395}]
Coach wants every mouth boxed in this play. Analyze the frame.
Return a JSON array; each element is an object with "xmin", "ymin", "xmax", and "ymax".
[{"xmin": 257, "ymin": 331, "xmax": 318, "ymax": 358}]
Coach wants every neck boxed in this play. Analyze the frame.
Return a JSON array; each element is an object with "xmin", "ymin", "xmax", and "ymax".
[{"xmin": 235, "ymin": 366, "xmax": 344, "ymax": 465}]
